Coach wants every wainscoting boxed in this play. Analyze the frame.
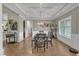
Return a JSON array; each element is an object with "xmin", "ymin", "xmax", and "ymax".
[{"xmin": 71, "ymin": 34, "xmax": 79, "ymax": 51}]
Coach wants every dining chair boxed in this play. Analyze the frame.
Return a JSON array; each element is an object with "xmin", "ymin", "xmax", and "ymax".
[{"xmin": 35, "ymin": 37, "xmax": 46, "ymax": 52}]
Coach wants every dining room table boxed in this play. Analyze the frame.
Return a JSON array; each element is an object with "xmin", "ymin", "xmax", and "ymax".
[{"xmin": 32, "ymin": 32, "xmax": 48, "ymax": 52}]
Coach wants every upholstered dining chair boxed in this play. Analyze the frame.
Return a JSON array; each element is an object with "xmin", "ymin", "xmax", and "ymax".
[{"xmin": 34, "ymin": 33, "xmax": 48, "ymax": 52}]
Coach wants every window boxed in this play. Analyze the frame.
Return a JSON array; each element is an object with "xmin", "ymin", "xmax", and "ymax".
[{"xmin": 59, "ymin": 16, "xmax": 71, "ymax": 39}]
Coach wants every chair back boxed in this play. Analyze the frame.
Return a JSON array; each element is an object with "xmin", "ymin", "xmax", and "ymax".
[{"xmin": 35, "ymin": 33, "xmax": 47, "ymax": 48}]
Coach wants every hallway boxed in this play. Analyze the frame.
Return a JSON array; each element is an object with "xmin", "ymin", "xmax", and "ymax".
[{"xmin": 3, "ymin": 36, "xmax": 75, "ymax": 56}]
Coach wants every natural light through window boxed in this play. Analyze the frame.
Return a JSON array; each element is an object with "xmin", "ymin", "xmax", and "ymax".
[{"xmin": 59, "ymin": 16, "xmax": 71, "ymax": 39}]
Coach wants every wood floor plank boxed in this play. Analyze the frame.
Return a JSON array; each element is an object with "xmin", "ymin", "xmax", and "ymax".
[{"xmin": 3, "ymin": 36, "xmax": 75, "ymax": 56}]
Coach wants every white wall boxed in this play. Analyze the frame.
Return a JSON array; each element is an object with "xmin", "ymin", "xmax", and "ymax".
[
  {"xmin": 0, "ymin": 3, "xmax": 4, "ymax": 55},
  {"xmin": 32, "ymin": 20, "xmax": 56, "ymax": 28},
  {"xmin": 3, "ymin": 5, "xmax": 25, "ymax": 43},
  {"xmin": 3, "ymin": 6, "xmax": 25, "ymax": 43},
  {"xmin": 25, "ymin": 20, "xmax": 32, "ymax": 38},
  {"xmin": 17, "ymin": 16, "xmax": 23, "ymax": 42},
  {"xmin": 3, "ymin": 6, "xmax": 18, "ymax": 21},
  {"xmin": 25, "ymin": 20, "xmax": 27, "ymax": 38},
  {"xmin": 71, "ymin": 34, "xmax": 79, "ymax": 50},
  {"xmin": 27, "ymin": 21, "xmax": 31, "ymax": 34}
]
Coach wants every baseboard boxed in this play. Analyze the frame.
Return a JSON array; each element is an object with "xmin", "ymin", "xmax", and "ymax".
[
  {"xmin": 57, "ymin": 39, "xmax": 72, "ymax": 48},
  {"xmin": 57, "ymin": 34, "xmax": 72, "ymax": 48},
  {"xmin": 57, "ymin": 39, "xmax": 79, "ymax": 56},
  {"xmin": 57, "ymin": 34, "xmax": 79, "ymax": 51}
]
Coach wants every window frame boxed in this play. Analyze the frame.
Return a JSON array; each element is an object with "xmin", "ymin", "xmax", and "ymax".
[{"xmin": 59, "ymin": 16, "xmax": 72, "ymax": 39}]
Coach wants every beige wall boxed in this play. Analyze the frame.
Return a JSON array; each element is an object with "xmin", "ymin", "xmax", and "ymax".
[
  {"xmin": 56, "ymin": 6, "xmax": 78, "ymax": 34},
  {"xmin": 55, "ymin": 6, "xmax": 79, "ymax": 50},
  {"xmin": 78, "ymin": 7, "xmax": 79, "ymax": 34}
]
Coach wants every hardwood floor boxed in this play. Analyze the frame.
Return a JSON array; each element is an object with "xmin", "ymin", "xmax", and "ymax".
[{"xmin": 3, "ymin": 36, "xmax": 76, "ymax": 56}]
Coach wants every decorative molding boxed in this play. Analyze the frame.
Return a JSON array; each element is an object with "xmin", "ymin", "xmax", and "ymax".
[
  {"xmin": 71, "ymin": 34, "xmax": 79, "ymax": 38},
  {"xmin": 15, "ymin": 4, "xmax": 26, "ymax": 17},
  {"xmin": 53, "ymin": 4, "xmax": 79, "ymax": 20},
  {"xmin": 71, "ymin": 34, "xmax": 79, "ymax": 51},
  {"xmin": 3, "ymin": 3, "xmax": 79, "ymax": 20},
  {"xmin": 55, "ymin": 3, "xmax": 68, "ymax": 17}
]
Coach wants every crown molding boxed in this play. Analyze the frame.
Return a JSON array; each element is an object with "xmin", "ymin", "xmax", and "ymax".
[
  {"xmin": 3, "ymin": 3, "xmax": 79, "ymax": 20},
  {"xmin": 54, "ymin": 4, "xmax": 79, "ymax": 20}
]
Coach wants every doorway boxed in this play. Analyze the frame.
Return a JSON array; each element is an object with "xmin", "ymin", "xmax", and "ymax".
[{"xmin": 23, "ymin": 20, "xmax": 25, "ymax": 39}]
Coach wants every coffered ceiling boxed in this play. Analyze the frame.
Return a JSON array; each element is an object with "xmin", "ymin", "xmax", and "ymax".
[{"xmin": 3, "ymin": 3, "xmax": 79, "ymax": 20}]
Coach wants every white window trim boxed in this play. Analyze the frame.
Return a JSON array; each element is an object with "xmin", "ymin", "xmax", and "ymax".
[{"xmin": 58, "ymin": 16, "xmax": 71, "ymax": 39}]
